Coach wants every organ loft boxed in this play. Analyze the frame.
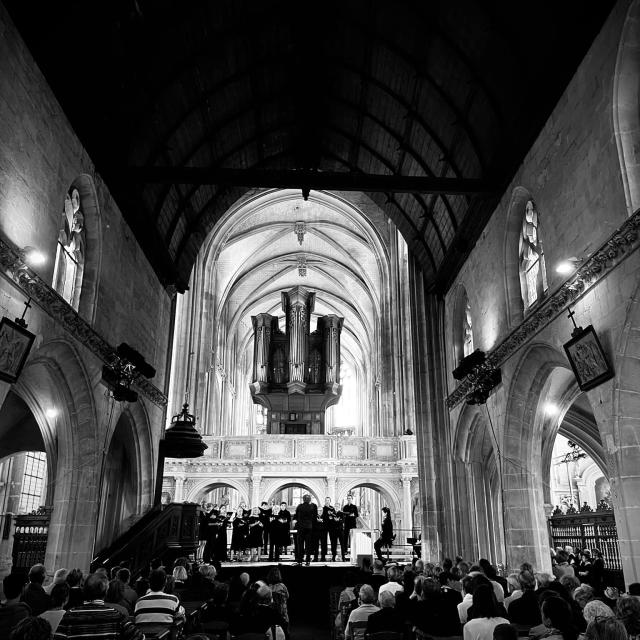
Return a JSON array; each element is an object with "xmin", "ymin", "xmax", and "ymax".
[{"xmin": 250, "ymin": 286, "xmax": 344, "ymax": 435}]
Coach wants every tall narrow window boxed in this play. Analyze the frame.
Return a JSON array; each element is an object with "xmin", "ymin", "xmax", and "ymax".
[
  {"xmin": 18, "ymin": 451, "xmax": 47, "ymax": 514},
  {"xmin": 53, "ymin": 187, "xmax": 85, "ymax": 309},
  {"xmin": 463, "ymin": 301, "xmax": 474, "ymax": 357},
  {"xmin": 519, "ymin": 200, "xmax": 547, "ymax": 308}
]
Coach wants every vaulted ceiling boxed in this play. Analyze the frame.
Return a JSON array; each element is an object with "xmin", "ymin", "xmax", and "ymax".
[{"xmin": 5, "ymin": 0, "xmax": 615, "ymax": 293}]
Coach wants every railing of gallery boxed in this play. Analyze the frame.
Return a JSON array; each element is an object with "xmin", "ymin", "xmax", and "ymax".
[
  {"xmin": 548, "ymin": 510, "xmax": 620, "ymax": 569},
  {"xmin": 200, "ymin": 434, "xmax": 417, "ymax": 462},
  {"xmin": 12, "ymin": 506, "xmax": 53, "ymax": 576}
]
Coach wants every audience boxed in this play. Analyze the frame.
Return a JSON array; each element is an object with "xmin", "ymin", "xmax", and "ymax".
[
  {"xmin": 584, "ymin": 617, "xmax": 629, "ymax": 640},
  {"xmin": 539, "ymin": 596, "xmax": 579, "ymax": 640},
  {"xmin": 616, "ymin": 595, "xmax": 640, "ymax": 640},
  {"xmin": 366, "ymin": 590, "xmax": 406, "ymax": 635},
  {"xmin": 9, "ymin": 616, "xmax": 52, "ymax": 640},
  {"xmin": 134, "ymin": 568, "xmax": 185, "ymax": 627},
  {"xmin": 345, "ymin": 584, "xmax": 380, "ymax": 640},
  {"xmin": 45, "ymin": 569, "xmax": 68, "ymax": 596},
  {"xmin": 115, "ymin": 568, "xmax": 137, "ymax": 613},
  {"xmin": 64, "ymin": 570, "xmax": 83, "ymax": 610},
  {"xmin": 379, "ymin": 565, "xmax": 404, "ymax": 598},
  {"xmin": 507, "ymin": 570, "xmax": 541, "ymax": 626},
  {"xmin": 463, "ymin": 584, "xmax": 509, "ymax": 640}
]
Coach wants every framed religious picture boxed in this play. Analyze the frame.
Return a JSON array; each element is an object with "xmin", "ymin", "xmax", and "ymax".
[
  {"xmin": 563, "ymin": 325, "xmax": 614, "ymax": 391},
  {"xmin": 0, "ymin": 317, "xmax": 35, "ymax": 383}
]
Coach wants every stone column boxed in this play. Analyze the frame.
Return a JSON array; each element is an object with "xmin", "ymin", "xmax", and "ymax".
[
  {"xmin": 250, "ymin": 474, "xmax": 262, "ymax": 507},
  {"xmin": 326, "ymin": 476, "xmax": 337, "ymax": 504},
  {"xmin": 401, "ymin": 475, "xmax": 413, "ymax": 534},
  {"xmin": 174, "ymin": 475, "xmax": 185, "ymax": 503},
  {"xmin": 252, "ymin": 314, "xmax": 273, "ymax": 383}
]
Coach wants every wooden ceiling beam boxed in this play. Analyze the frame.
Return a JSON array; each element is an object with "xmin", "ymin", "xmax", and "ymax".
[{"xmin": 127, "ymin": 167, "xmax": 496, "ymax": 195}]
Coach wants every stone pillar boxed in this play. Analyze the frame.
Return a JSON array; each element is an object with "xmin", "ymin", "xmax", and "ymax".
[
  {"xmin": 322, "ymin": 315, "xmax": 344, "ymax": 384},
  {"xmin": 174, "ymin": 475, "xmax": 185, "ymax": 502},
  {"xmin": 282, "ymin": 287, "xmax": 314, "ymax": 385},
  {"xmin": 252, "ymin": 314, "xmax": 273, "ymax": 383},
  {"xmin": 401, "ymin": 475, "xmax": 413, "ymax": 534},
  {"xmin": 250, "ymin": 474, "xmax": 262, "ymax": 507},
  {"xmin": 326, "ymin": 476, "xmax": 337, "ymax": 504}
]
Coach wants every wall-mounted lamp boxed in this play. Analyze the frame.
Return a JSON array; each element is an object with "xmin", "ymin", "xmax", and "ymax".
[
  {"xmin": 45, "ymin": 408, "xmax": 59, "ymax": 419},
  {"xmin": 22, "ymin": 246, "xmax": 46, "ymax": 267},
  {"xmin": 555, "ymin": 257, "xmax": 582, "ymax": 275}
]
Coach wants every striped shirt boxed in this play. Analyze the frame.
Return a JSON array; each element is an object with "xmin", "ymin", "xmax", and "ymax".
[
  {"xmin": 134, "ymin": 590, "xmax": 184, "ymax": 625},
  {"xmin": 53, "ymin": 600, "xmax": 143, "ymax": 639}
]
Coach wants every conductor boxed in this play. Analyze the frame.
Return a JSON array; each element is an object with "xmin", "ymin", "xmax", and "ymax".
[{"xmin": 293, "ymin": 494, "xmax": 317, "ymax": 566}]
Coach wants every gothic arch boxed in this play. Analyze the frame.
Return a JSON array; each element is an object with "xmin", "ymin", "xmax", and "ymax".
[
  {"xmin": 13, "ymin": 338, "xmax": 98, "ymax": 570},
  {"xmin": 337, "ymin": 479, "xmax": 400, "ymax": 512},
  {"xmin": 613, "ymin": 0, "xmax": 640, "ymax": 216},
  {"xmin": 187, "ymin": 478, "xmax": 250, "ymax": 505}
]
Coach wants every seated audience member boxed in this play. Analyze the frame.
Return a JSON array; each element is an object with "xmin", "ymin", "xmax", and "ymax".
[
  {"xmin": 574, "ymin": 585, "xmax": 596, "ymax": 610},
  {"xmin": 554, "ymin": 552, "xmax": 576, "ymax": 580},
  {"xmin": 479, "ymin": 559, "xmax": 508, "ymax": 599},
  {"xmin": 584, "ymin": 617, "xmax": 629, "ymax": 640},
  {"xmin": 45, "ymin": 569, "xmax": 69, "ymax": 596},
  {"xmin": 21, "ymin": 564, "xmax": 52, "ymax": 617},
  {"xmin": 64, "ymin": 570, "xmax": 84, "ymax": 610},
  {"xmin": 583, "ymin": 600, "xmax": 615, "ymax": 625},
  {"xmin": 493, "ymin": 623, "xmax": 519, "ymax": 640},
  {"xmin": 201, "ymin": 582, "xmax": 232, "ymax": 624},
  {"xmin": 134, "ymin": 565, "xmax": 150, "ymax": 600},
  {"xmin": 462, "ymin": 584, "xmax": 510, "ymax": 640},
  {"xmin": 345, "ymin": 585, "xmax": 380, "ymax": 640},
  {"xmin": 266, "ymin": 567, "xmax": 290, "ymax": 638},
  {"xmin": 233, "ymin": 584, "xmax": 286, "ymax": 635},
  {"xmin": 414, "ymin": 560, "xmax": 425, "ymax": 575},
  {"xmin": 538, "ymin": 596, "xmax": 580, "ymax": 640},
  {"xmin": 379, "ymin": 565, "xmax": 404, "ymax": 598},
  {"xmin": 9, "ymin": 616, "xmax": 52, "ymax": 640},
  {"xmin": 616, "ymin": 595, "xmax": 640, "ymax": 640},
  {"xmin": 603, "ymin": 587, "xmax": 621, "ymax": 611},
  {"xmin": 439, "ymin": 571, "xmax": 463, "ymax": 606},
  {"xmin": 367, "ymin": 560, "xmax": 388, "ymax": 593},
  {"xmin": 537, "ymin": 573, "xmax": 554, "ymax": 590},
  {"xmin": 560, "ymin": 575, "xmax": 581, "ymax": 595},
  {"xmin": 508, "ymin": 570, "xmax": 541, "ymax": 626},
  {"xmin": 105, "ymin": 580, "xmax": 130, "ymax": 617},
  {"xmin": 134, "ymin": 569, "xmax": 185, "ymax": 627},
  {"xmin": 173, "ymin": 565, "xmax": 188, "ymax": 590},
  {"xmin": 411, "ymin": 576, "xmax": 461, "ymax": 637},
  {"xmin": 0, "ymin": 573, "xmax": 31, "ymax": 635},
  {"xmin": 395, "ymin": 569, "xmax": 415, "ymax": 619},
  {"xmin": 228, "ymin": 572, "xmax": 251, "ymax": 614},
  {"xmin": 366, "ymin": 591, "xmax": 405, "ymax": 635},
  {"xmin": 458, "ymin": 574, "xmax": 475, "ymax": 624},
  {"xmin": 54, "ymin": 573, "xmax": 143, "ymax": 639},
  {"xmin": 115, "ymin": 568, "xmax": 137, "ymax": 613},
  {"xmin": 39, "ymin": 583, "xmax": 70, "ymax": 634},
  {"xmin": 503, "ymin": 573, "xmax": 522, "ymax": 610}
]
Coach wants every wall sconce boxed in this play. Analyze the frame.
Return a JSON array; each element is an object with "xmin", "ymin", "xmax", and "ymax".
[
  {"xmin": 22, "ymin": 246, "xmax": 46, "ymax": 267},
  {"xmin": 556, "ymin": 257, "xmax": 582, "ymax": 275}
]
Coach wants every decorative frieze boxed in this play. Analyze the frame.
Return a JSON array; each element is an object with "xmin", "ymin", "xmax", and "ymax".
[
  {"xmin": 446, "ymin": 208, "xmax": 640, "ymax": 409},
  {"xmin": 0, "ymin": 236, "xmax": 167, "ymax": 406}
]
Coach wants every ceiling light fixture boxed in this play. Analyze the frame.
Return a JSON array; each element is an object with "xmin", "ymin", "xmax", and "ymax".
[{"xmin": 45, "ymin": 408, "xmax": 59, "ymax": 419}]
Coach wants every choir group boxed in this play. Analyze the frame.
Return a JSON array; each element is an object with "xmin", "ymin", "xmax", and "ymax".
[{"xmin": 199, "ymin": 495, "xmax": 360, "ymax": 564}]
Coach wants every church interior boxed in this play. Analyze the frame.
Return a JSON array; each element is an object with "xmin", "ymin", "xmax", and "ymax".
[{"xmin": 0, "ymin": 0, "xmax": 640, "ymax": 629}]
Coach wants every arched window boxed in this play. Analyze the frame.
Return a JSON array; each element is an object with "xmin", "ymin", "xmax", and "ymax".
[
  {"xmin": 463, "ymin": 300, "xmax": 474, "ymax": 357},
  {"xmin": 519, "ymin": 199, "xmax": 547, "ymax": 309},
  {"xmin": 53, "ymin": 186, "xmax": 85, "ymax": 309}
]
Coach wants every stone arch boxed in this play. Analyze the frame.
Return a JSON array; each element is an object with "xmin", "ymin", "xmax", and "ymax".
[
  {"xmin": 502, "ymin": 342, "xmax": 573, "ymax": 570},
  {"xmin": 263, "ymin": 478, "xmax": 324, "ymax": 506},
  {"xmin": 186, "ymin": 478, "xmax": 250, "ymax": 506},
  {"xmin": 337, "ymin": 479, "xmax": 400, "ymax": 514},
  {"xmin": 13, "ymin": 338, "xmax": 98, "ymax": 571},
  {"xmin": 613, "ymin": 0, "xmax": 640, "ymax": 216}
]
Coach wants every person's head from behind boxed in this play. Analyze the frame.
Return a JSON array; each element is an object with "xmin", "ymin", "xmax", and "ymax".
[
  {"xmin": 443, "ymin": 558, "xmax": 453, "ymax": 571},
  {"xmin": 584, "ymin": 617, "xmax": 628, "ymax": 640},
  {"xmin": 461, "ymin": 575, "xmax": 474, "ymax": 596},
  {"xmin": 239, "ymin": 572, "xmax": 250, "ymax": 587},
  {"xmin": 359, "ymin": 584, "xmax": 375, "ymax": 605},
  {"xmin": 574, "ymin": 584, "xmax": 596, "ymax": 609},
  {"xmin": 472, "ymin": 583, "xmax": 500, "ymax": 618},
  {"xmin": 83, "ymin": 573, "xmax": 108, "ymax": 600},
  {"xmin": 583, "ymin": 600, "xmax": 614, "ymax": 624},
  {"xmin": 116, "ymin": 568, "xmax": 131, "ymax": 585},
  {"xmin": 414, "ymin": 559, "xmax": 424, "ymax": 574},
  {"xmin": 423, "ymin": 577, "xmax": 440, "ymax": 597},
  {"xmin": 519, "ymin": 570, "xmax": 536, "ymax": 592},
  {"xmin": 373, "ymin": 559, "xmax": 385, "ymax": 574},
  {"xmin": 173, "ymin": 565, "xmax": 188, "ymax": 582},
  {"xmin": 628, "ymin": 584, "xmax": 640, "ymax": 597},
  {"xmin": 256, "ymin": 584, "xmax": 272, "ymax": 605},
  {"xmin": 50, "ymin": 583, "xmax": 70, "ymax": 609},
  {"xmin": 199, "ymin": 564, "xmax": 217, "ymax": 583},
  {"xmin": 212, "ymin": 582, "xmax": 229, "ymax": 606},
  {"xmin": 617, "ymin": 595, "xmax": 640, "ymax": 637},
  {"xmin": 379, "ymin": 590, "xmax": 395, "ymax": 609},
  {"xmin": 560, "ymin": 574, "xmax": 580, "ymax": 593},
  {"xmin": 149, "ymin": 569, "xmax": 167, "ymax": 592},
  {"xmin": 28, "ymin": 564, "xmax": 46, "ymax": 585},
  {"xmin": 3, "ymin": 573, "xmax": 26, "ymax": 600},
  {"xmin": 387, "ymin": 565, "xmax": 400, "ymax": 583},
  {"xmin": 479, "ymin": 558, "xmax": 497, "ymax": 579},
  {"xmin": 106, "ymin": 578, "xmax": 125, "ymax": 604},
  {"xmin": 402, "ymin": 569, "xmax": 415, "ymax": 592},
  {"xmin": 266, "ymin": 567, "xmax": 282, "ymax": 585},
  {"xmin": 493, "ymin": 624, "xmax": 519, "ymax": 640},
  {"xmin": 9, "ymin": 617, "xmax": 52, "ymax": 640},
  {"xmin": 66, "ymin": 568, "xmax": 83, "ymax": 588},
  {"xmin": 556, "ymin": 550, "xmax": 569, "ymax": 564},
  {"xmin": 150, "ymin": 557, "xmax": 163, "ymax": 570},
  {"xmin": 536, "ymin": 573, "xmax": 553, "ymax": 588},
  {"xmin": 542, "ymin": 597, "xmax": 573, "ymax": 630}
]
